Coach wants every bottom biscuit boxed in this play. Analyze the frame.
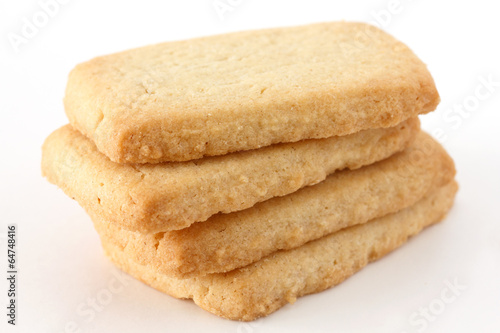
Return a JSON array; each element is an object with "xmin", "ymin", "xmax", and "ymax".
[{"xmin": 101, "ymin": 180, "xmax": 458, "ymax": 321}]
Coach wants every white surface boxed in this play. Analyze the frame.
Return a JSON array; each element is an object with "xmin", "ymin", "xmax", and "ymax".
[{"xmin": 1, "ymin": 1, "xmax": 499, "ymax": 332}]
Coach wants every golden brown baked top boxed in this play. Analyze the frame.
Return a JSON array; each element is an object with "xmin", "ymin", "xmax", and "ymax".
[{"xmin": 64, "ymin": 22, "xmax": 439, "ymax": 163}]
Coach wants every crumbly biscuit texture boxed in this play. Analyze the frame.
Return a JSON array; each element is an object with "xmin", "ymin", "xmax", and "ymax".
[
  {"xmin": 65, "ymin": 22, "xmax": 439, "ymax": 163},
  {"xmin": 102, "ymin": 180, "xmax": 458, "ymax": 321},
  {"xmin": 94, "ymin": 131, "xmax": 455, "ymax": 278},
  {"xmin": 41, "ymin": 118, "xmax": 419, "ymax": 233}
]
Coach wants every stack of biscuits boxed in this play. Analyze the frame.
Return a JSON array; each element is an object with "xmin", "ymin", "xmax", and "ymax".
[{"xmin": 42, "ymin": 22, "xmax": 457, "ymax": 321}]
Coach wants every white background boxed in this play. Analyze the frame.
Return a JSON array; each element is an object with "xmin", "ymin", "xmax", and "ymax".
[{"xmin": 1, "ymin": 1, "xmax": 499, "ymax": 332}]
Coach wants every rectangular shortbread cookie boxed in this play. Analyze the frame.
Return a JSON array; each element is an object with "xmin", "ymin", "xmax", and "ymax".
[
  {"xmin": 94, "ymin": 131, "xmax": 455, "ymax": 278},
  {"xmin": 102, "ymin": 180, "xmax": 458, "ymax": 321},
  {"xmin": 64, "ymin": 22, "xmax": 439, "ymax": 163},
  {"xmin": 42, "ymin": 118, "xmax": 419, "ymax": 233}
]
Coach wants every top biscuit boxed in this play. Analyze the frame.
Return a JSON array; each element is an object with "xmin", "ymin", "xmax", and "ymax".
[{"xmin": 65, "ymin": 22, "xmax": 439, "ymax": 163}]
